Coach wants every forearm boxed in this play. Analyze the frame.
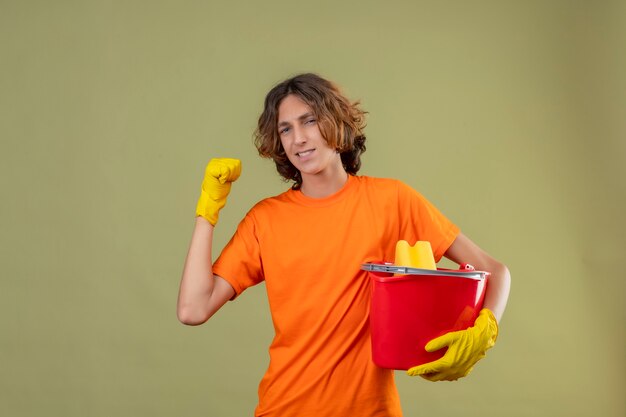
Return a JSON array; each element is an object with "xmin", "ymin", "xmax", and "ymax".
[
  {"xmin": 481, "ymin": 262, "xmax": 510, "ymax": 323},
  {"xmin": 444, "ymin": 233, "xmax": 511, "ymax": 323},
  {"xmin": 177, "ymin": 216, "xmax": 217, "ymax": 325}
]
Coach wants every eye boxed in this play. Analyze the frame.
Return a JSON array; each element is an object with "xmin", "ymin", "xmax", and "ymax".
[
  {"xmin": 279, "ymin": 126, "xmax": 290, "ymax": 135},
  {"xmin": 304, "ymin": 118, "xmax": 316, "ymax": 125}
]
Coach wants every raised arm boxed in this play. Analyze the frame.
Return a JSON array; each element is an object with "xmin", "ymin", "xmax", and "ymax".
[{"xmin": 177, "ymin": 158, "xmax": 241, "ymax": 325}]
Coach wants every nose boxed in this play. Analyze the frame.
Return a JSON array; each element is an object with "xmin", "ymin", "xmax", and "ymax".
[{"xmin": 293, "ymin": 125, "xmax": 307, "ymax": 145}]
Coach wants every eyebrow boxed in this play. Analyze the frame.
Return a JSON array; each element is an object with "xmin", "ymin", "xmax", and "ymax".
[{"xmin": 277, "ymin": 112, "xmax": 315, "ymax": 127}]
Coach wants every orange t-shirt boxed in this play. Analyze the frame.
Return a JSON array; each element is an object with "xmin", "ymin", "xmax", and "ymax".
[{"xmin": 213, "ymin": 175, "xmax": 460, "ymax": 417}]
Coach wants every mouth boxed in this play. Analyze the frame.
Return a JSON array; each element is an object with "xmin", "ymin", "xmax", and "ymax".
[{"xmin": 296, "ymin": 149, "xmax": 315, "ymax": 158}]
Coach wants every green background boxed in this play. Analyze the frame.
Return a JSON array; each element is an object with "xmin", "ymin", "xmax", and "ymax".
[{"xmin": 2, "ymin": 1, "xmax": 624, "ymax": 416}]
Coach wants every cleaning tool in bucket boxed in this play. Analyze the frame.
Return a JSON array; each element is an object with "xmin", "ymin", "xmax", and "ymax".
[
  {"xmin": 364, "ymin": 241, "xmax": 489, "ymax": 370},
  {"xmin": 394, "ymin": 240, "xmax": 437, "ymax": 270}
]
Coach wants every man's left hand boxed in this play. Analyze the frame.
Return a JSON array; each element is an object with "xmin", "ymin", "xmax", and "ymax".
[{"xmin": 407, "ymin": 308, "xmax": 499, "ymax": 381}]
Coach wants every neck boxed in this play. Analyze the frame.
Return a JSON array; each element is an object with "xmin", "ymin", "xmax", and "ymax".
[{"xmin": 300, "ymin": 160, "xmax": 349, "ymax": 199}]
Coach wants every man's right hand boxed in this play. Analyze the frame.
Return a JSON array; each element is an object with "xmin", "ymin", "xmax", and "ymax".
[{"xmin": 195, "ymin": 158, "xmax": 242, "ymax": 225}]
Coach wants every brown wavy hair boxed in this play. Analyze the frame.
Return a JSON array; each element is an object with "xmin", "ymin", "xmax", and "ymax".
[{"xmin": 254, "ymin": 73, "xmax": 367, "ymax": 189}]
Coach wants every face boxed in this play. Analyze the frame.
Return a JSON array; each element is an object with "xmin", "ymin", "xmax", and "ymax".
[{"xmin": 277, "ymin": 94, "xmax": 344, "ymax": 182}]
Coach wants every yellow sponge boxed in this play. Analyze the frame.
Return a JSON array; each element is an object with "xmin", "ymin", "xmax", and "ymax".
[{"xmin": 394, "ymin": 240, "xmax": 437, "ymax": 270}]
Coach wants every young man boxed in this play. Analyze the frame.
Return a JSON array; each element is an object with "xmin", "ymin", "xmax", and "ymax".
[{"xmin": 178, "ymin": 73, "xmax": 511, "ymax": 417}]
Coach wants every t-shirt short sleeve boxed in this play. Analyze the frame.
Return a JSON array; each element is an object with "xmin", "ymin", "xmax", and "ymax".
[
  {"xmin": 212, "ymin": 210, "xmax": 264, "ymax": 298},
  {"xmin": 395, "ymin": 180, "xmax": 460, "ymax": 261}
]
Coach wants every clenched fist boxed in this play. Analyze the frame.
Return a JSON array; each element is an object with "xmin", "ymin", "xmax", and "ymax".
[{"xmin": 195, "ymin": 158, "xmax": 242, "ymax": 225}]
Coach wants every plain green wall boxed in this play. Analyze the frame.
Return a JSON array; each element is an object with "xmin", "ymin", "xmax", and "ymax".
[{"xmin": 1, "ymin": 1, "xmax": 624, "ymax": 416}]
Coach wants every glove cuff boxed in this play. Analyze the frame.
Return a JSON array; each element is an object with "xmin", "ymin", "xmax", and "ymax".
[
  {"xmin": 479, "ymin": 308, "xmax": 499, "ymax": 347},
  {"xmin": 195, "ymin": 191, "xmax": 219, "ymax": 225}
]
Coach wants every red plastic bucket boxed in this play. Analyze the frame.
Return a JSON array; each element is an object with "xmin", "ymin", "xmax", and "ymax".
[{"xmin": 364, "ymin": 263, "xmax": 488, "ymax": 370}]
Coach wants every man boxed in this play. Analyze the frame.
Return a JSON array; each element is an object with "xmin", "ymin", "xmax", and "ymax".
[{"xmin": 177, "ymin": 73, "xmax": 511, "ymax": 416}]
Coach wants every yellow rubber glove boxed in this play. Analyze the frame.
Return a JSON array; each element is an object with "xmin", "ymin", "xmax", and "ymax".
[
  {"xmin": 407, "ymin": 308, "xmax": 498, "ymax": 381},
  {"xmin": 195, "ymin": 158, "xmax": 241, "ymax": 225}
]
